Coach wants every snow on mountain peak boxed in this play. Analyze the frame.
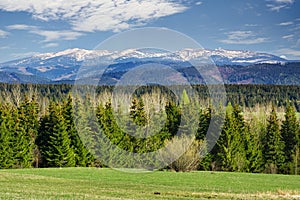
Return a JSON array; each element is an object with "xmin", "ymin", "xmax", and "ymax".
[
  {"xmin": 34, "ymin": 48, "xmax": 113, "ymax": 61},
  {"xmin": 0, "ymin": 48, "xmax": 290, "ymax": 70}
]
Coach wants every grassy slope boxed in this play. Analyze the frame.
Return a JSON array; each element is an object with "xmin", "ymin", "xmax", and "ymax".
[{"xmin": 0, "ymin": 168, "xmax": 299, "ymax": 200}]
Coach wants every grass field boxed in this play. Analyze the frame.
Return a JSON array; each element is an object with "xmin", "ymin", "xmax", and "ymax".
[{"xmin": 0, "ymin": 168, "xmax": 299, "ymax": 200}]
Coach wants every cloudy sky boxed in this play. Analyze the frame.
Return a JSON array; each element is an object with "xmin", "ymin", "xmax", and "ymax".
[{"xmin": 0, "ymin": 0, "xmax": 299, "ymax": 62}]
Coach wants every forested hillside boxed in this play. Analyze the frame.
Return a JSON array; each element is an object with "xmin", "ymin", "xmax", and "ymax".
[{"xmin": 0, "ymin": 83, "xmax": 299, "ymax": 174}]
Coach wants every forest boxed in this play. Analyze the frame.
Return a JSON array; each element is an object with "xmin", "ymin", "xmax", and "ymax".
[{"xmin": 0, "ymin": 83, "xmax": 299, "ymax": 175}]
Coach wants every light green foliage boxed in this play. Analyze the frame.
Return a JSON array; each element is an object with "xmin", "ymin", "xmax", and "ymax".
[{"xmin": 180, "ymin": 89, "xmax": 190, "ymax": 106}]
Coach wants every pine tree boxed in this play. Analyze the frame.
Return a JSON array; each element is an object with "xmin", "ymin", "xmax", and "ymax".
[
  {"xmin": 37, "ymin": 103, "xmax": 75, "ymax": 167},
  {"xmin": 196, "ymin": 108, "xmax": 211, "ymax": 140},
  {"xmin": 263, "ymin": 106, "xmax": 285, "ymax": 173},
  {"xmin": 37, "ymin": 109, "xmax": 52, "ymax": 167},
  {"xmin": 73, "ymin": 95, "xmax": 97, "ymax": 166},
  {"xmin": 130, "ymin": 97, "xmax": 147, "ymax": 126},
  {"xmin": 63, "ymin": 95, "xmax": 90, "ymax": 166},
  {"xmin": 244, "ymin": 121, "xmax": 264, "ymax": 173},
  {"xmin": 0, "ymin": 105, "xmax": 14, "ymax": 168},
  {"xmin": 216, "ymin": 103, "xmax": 247, "ymax": 172},
  {"xmin": 14, "ymin": 96, "xmax": 39, "ymax": 168},
  {"xmin": 165, "ymin": 101, "xmax": 181, "ymax": 137},
  {"xmin": 281, "ymin": 104, "xmax": 299, "ymax": 174},
  {"xmin": 180, "ymin": 89, "xmax": 190, "ymax": 106}
]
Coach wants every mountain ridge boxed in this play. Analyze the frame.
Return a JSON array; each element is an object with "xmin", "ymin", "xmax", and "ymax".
[{"xmin": 0, "ymin": 48, "xmax": 299, "ymax": 85}]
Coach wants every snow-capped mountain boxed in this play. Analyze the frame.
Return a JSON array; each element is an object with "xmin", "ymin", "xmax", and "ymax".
[
  {"xmin": 0, "ymin": 48, "xmax": 297, "ymax": 84},
  {"xmin": 176, "ymin": 48, "xmax": 288, "ymax": 65}
]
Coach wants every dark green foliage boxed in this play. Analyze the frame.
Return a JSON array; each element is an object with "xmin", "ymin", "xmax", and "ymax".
[
  {"xmin": 263, "ymin": 106, "xmax": 285, "ymax": 173},
  {"xmin": 281, "ymin": 104, "xmax": 300, "ymax": 174},
  {"xmin": 37, "ymin": 103, "xmax": 75, "ymax": 167},
  {"xmin": 63, "ymin": 95, "xmax": 91, "ymax": 167},
  {"xmin": 0, "ymin": 105, "xmax": 15, "ymax": 168},
  {"xmin": 15, "ymin": 96, "xmax": 39, "ymax": 168},
  {"xmin": 165, "ymin": 101, "xmax": 181, "ymax": 136},
  {"xmin": 244, "ymin": 124, "xmax": 264, "ymax": 173},
  {"xmin": 196, "ymin": 108, "xmax": 211, "ymax": 140},
  {"xmin": 216, "ymin": 103, "xmax": 247, "ymax": 172}
]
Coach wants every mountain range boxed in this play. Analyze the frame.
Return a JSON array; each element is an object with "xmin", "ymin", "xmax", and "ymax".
[{"xmin": 0, "ymin": 48, "xmax": 299, "ymax": 85}]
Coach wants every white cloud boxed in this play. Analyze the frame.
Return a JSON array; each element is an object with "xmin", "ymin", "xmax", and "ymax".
[
  {"xmin": 244, "ymin": 24, "xmax": 259, "ymax": 27},
  {"xmin": 220, "ymin": 31, "xmax": 268, "ymax": 45},
  {"xmin": 272, "ymin": 0, "xmax": 294, "ymax": 3},
  {"xmin": 0, "ymin": 0, "xmax": 188, "ymax": 32},
  {"xmin": 278, "ymin": 21, "xmax": 294, "ymax": 26},
  {"xmin": 266, "ymin": 0, "xmax": 294, "ymax": 11},
  {"xmin": 7, "ymin": 24, "xmax": 83, "ymax": 42},
  {"xmin": 267, "ymin": 4, "xmax": 286, "ymax": 11},
  {"xmin": 31, "ymin": 30, "xmax": 84, "ymax": 42},
  {"xmin": 282, "ymin": 34, "xmax": 294, "ymax": 40},
  {"xmin": 43, "ymin": 43, "xmax": 59, "ymax": 48},
  {"xmin": 195, "ymin": 2, "xmax": 203, "ymax": 6},
  {"xmin": 6, "ymin": 24, "xmax": 36, "ymax": 30},
  {"xmin": 0, "ymin": 29, "xmax": 9, "ymax": 38}
]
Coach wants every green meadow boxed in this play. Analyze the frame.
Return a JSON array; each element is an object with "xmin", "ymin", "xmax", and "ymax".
[{"xmin": 0, "ymin": 168, "xmax": 299, "ymax": 200}]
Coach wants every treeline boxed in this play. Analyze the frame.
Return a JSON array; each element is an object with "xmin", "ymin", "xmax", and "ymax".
[
  {"xmin": 0, "ymin": 83, "xmax": 299, "ymax": 174},
  {"xmin": 1, "ymin": 83, "xmax": 300, "ymax": 111}
]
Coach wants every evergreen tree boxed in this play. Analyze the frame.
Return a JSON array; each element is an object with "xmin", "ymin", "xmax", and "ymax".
[
  {"xmin": 73, "ymin": 95, "xmax": 98, "ymax": 166},
  {"xmin": 197, "ymin": 108, "xmax": 213, "ymax": 171},
  {"xmin": 180, "ymin": 89, "xmax": 190, "ymax": 106},
  {"xmin": 14, "ymin": 96, "xmax": 39, "ymax": 168},
  {"xmin": 63, "ymin": 95, "xmax": 90, "ymax": 166},
  {"xmin": 244, "ymin": 120, "xmax": 264, "ymax": 173},
  {"xmin": 281, "ymin": 104, "xmax": 299, "ymax": 174},
  {"xmin": 263, "ymin": 106, "xmax": 285, "ymax": 173},
  {"xmin": 130, "ymin": 97, "xmax": 147, "ymax": 126},
  {"xmin": 0, "ymin": 105, "xmax": 14, "ymax": 168},
  {"xmin": 216, "ymin": 103, "xmax": 247, "ymax": 171},
  {"xmin": 196, "ymin": 108, "xmax": 211, "ymax": 140},
  {"xmin": 165, "ymin": 101, "xmax": 181, "ymax": 137},
  {"xmin": 37, "ymin": 103, "xmax": 75, "ymax": 167}
]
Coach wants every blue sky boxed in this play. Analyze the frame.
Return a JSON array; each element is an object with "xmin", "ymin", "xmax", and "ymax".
[{"xmin": 0, "ymin": 0, "xmax": 299, "ymax": 62}]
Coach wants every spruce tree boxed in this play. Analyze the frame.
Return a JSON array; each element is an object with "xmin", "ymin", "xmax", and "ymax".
[
  {"xmin": 130, "ymin": 97, "xmax": 147, "ymax": 126},
  {"xmin": 217, "ymin": 103, "xmax": 247, "ymax": 172},
  {"xmin": 73, "ymin": 95, "xmax": 97, "ymax": 166},
  {"xmin": 281, "ymin": 104, "xmax": 299, "ymax": 174},
  {"xmin": 0, "ymin": 105, "xmax": 14, "ymax": 168},
  {"xmin": 38, "ymin": 103, "xmax": 75, "ymax": 167},
  {"xmin": 197, "ymin": 108, "xmax": 211, "ymax": 140},
  {"xmin": 244, "ymin": 122, "xmax": 264, "ymax": 173},
  {"xmin": 263, "ymin": 106, "xmax": 285, "ymax": 173},
  {"xmin": 63, "ymin": 95, "xmax": 89, "ymax": 166},
  {"xmin": 14, "ymin": 96, "xmax": 39, "ymax": 168},
  {"xmin": 165, "ymin": 101, "xmax": 181, "ymax": 137}
]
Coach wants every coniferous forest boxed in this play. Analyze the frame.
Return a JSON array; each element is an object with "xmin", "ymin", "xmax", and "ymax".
[{"xmin": 0, "ymin": 83, "xmax": 299, "ymax": 175}]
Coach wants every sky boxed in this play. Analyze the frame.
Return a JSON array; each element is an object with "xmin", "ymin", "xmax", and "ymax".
[{"xmin": 0, "ymin": 0, "xmax": 300, "ymax": 63}]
